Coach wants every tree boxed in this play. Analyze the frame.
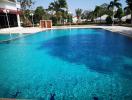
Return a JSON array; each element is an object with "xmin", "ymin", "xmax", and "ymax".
[
  {"xmin": 82, "ymin": 10, "xmax": 95, "ymax": 21},
  {"xmin": 93, "ymin": 4, "xmax": 113, "ymax": 23},
  {"xmin": 18, "ymin": 0, "xmax": 35, "ymax": 26},
  {"xmin": 75, "ymin": 8, "xmax": 83, "ymax": 23},
  {"xmin": 48, "ymin": 0, "xmax": 68, "ymax": 24},
  {"xmin": 124, "ymin": 7, "xmax": 131, "ymax": 15},
  {"xmin": 100, "ymin": 3, "xmax": 113, "ymax": 16},
  {"xmin": 67, "ymin": 13, "xmax": 73, "ymax": 23},
  {"xmin": 114, "ymin": 8, "xmax": 123, "ymax": 22},
  {"xmin": 34, "ymin": 6, "xmax": 46, "ymax": 23},
  {"xmin": 48, "ymin": 1, "xmax": 60, "ymax": 12},
  {"xmin": 21, "ymin": 9, "xmax": 32, "ymax": 27},
  {"xmin": 106, "ymin": 16, "xmax": 113, "ymax": 24},
  {"xmin": 94, "ymin": 6, "xmax": 102, "ymax": 23},
  {"xmin": 125, "ymin": 0, "xmax": 132, "ymax": 24},
  {"xmin": 81, "ymin": 10, "xmax": 89, "ymax": 19},
  {"xmin": 18, "ymin": 0, "xmax": 34, "ymax": 10},
  {"xmin": 58, "ymin": 0, "xmax": 68, "ymax": 9},
  {"xmin": 108, "ymin": 0, "xmax": 122, "ymax": 25},
  {"xmin": 88, "ymin": 11, "xmax": 95, "ymax": 22}
]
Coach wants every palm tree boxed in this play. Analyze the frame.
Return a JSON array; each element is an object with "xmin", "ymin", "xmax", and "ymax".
[
  {"xmin": 48, "ymin": 0, "xmax": 68, "ymax": 24},
  {"xmin": 94, "ymin": 6, "xmax": 102, "ymax": 23},
  {"xmin": 34, "ymin": 6, "xmax": 46, "ymax": 23},
  {"xmin": 58, "ymin": 0, "xmax": 68, "ymax": 9},
  {"xmin": 75, "ymin": 8, "xmax": 83, "ymax": 23},
  {"xmin": 124, "ymin": 7, "xmax": 131, "ymax": 15},
  {"xmin": 124, "ymin": 7, "xmax": 130, "ymax": 22},
  {"xmin": 108, "ymin": 0, "xmax": 122, "ymax": 25},
  {"xmin": 100, "ymin": 3, "xmax": 113, "ymax": 17},
  {"xmin": 82, "ymin": 11, "xmax": 95, "ymax": 22},
  {"xmin": 125, "ymin": 0, "xmax": 132, "ymax": 24},
  {"xmin": 114, "ymin": 7, "xmax": 123, "ymax": 23}
]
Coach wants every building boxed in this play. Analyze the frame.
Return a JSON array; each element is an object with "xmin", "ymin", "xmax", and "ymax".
[
  {"xmin": 72, "ymin": 16, "xmax": 78, "ymax": 23},
  {"xmin": 94, "ymin": 14, "xmax": 108, "ymax": 23},
  {"xmin": 0, "ymin": 0, "xmax": 21, "ymax": 28},
  {"xmin": 121, "ymin": 14, "xmax": 131, "ymax": 22},
  {"xmin": 40, "ymin": 20, "xmax": 52, "ymax": 28}
]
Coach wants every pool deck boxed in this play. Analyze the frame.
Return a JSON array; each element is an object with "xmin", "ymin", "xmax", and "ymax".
[
  {"xmin": 0, "ymin": 25, "xmax": 132, "ymax": 38},
  {"xmin": 0, "ymin": 27, "xmax": 47, "ymax": 34},
  {"xmin": 53, "ymin": 25, "xmax": 132, "ymax": 38}
]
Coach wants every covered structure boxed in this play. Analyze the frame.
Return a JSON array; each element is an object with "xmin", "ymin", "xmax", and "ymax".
[
  {"xmin": 94, "ymin": 14, "xmax": 108, "ymax": 22},
  {"xmin": 40, "ymin": 20, "xmax": 52, "ymax": 28},
  {"xmin": 121, "ymin": 14, "xmax": 131, "ymax": 22},
  {"xmin": 0, "ymin": 0, "xmax": 21, "ymax": 28},
  {"xmin": 72, "ymin": 16, "xmax": 78, "ymax": 23}
]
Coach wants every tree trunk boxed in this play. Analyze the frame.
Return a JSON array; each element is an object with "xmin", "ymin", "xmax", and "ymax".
[
  {"xmin": 112, "ymin": 7, "xmax": 115, "ymax": 26},
  {"xmin": 57, "ymin": 18, "xmax": 59, "ymax": 24},
  {"xmin": 77, "ymin": 16, "xmax": 79, "ymax": 24},
  {"xmin": 96, "ymin": 14, "xmax": 98, "ymax": 23},
  {"xmin": 99, "ymin": 11, "xmax": 101, "ymax": 23},
  {"xmin": 131, "ymin": 11, "xmax": 132, "ymax": 24},
  {"xmin": 100, "ymin": 16, "xmax": 101, "ymax": 23},
  {"xmin": 59, "ymin": 17, "xmax": 62, "ymax": 24},
  {"xmin": 112, "ymin": 10, "xmax": 114, "ymax": 26}
]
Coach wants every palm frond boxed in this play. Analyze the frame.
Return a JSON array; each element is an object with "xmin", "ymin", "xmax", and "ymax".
[
  {"xmin": 115, "ymin": 2, "xmax": 122, "ymax": 8},
  {"xmin": 110, "ymin": 1, "xmax": 114, "ymax": 6}
]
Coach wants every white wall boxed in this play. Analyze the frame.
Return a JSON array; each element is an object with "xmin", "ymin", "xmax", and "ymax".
[
  {"xmin": 0, "ymin": 0, "xmax": 20, "ymax": 10},
  {"xmin": 0, "ymin": 0, "xmax": 21, "ymax": 27},
  {"xmin": 16, "ymin": 2, "xmax": 21, "ymax": 9},
  {"xmin": 72, "ymin": 17, "xmax": 78, "ymax": 23}
]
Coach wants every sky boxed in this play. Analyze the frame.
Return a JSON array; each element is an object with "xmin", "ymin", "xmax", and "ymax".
[{"xmin": 34, "ymin": 0, "xmax": 127, "ymax": 15}]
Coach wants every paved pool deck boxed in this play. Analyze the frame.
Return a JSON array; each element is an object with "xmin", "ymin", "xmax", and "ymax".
[
  {"xmin": 0, "ymin": 25, "xmax": 132, "ymax": 38},
  {"xmin": 53, "ymin": 25, "xmax": 132, "ymax": 38},
  {"xmin": 0, "ymin": 27, "xmax": 47, "ymax": 34}
]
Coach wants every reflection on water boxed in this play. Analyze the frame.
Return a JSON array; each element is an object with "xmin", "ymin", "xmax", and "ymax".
[
  {"xmin": 40, "ymin": 33, "xmax": 132, "ymax": 79},
  {"xmin": 0, "ymin": 34, "xmax": 27, "ymax": 41}
]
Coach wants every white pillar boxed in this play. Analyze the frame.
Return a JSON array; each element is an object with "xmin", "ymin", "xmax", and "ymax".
[{"xmin": 17, "ymin": 14, "xmax": 21, "ymax": 27}]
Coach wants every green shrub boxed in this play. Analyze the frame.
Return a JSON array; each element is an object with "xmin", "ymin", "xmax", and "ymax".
[
  {"xmin": 50, "ymin": 16, "xmax": 57, "ymax": 26},
  {"xmin": 106, "ymin": 16, "xmax": 112, "ymax": 24}
]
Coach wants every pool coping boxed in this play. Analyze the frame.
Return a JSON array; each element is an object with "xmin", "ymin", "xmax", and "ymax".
[
  {"xmin": 52, "ymin": 26, "xmax": 132, "ymax": 38},
  {"xmin": 0, "ymin": 29, "xmax": 52, "ymax": 43},
  {"xmin": 0, "ymin": 26, "xmax": 132, "ymax": 43}
]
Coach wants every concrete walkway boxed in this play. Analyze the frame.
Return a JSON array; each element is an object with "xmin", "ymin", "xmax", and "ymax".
[
  {"xmin": 0, "ymin": 27, "xmax": 46, "ymax": 34},
  {"xmin": 53, "ymin": 25, "xmax": 132, "ymax": 38},
  {"xmin": 103, "ymin": 26, "xmax": 132, "ymax": 38},
  {"xmin": 0, "ymin": 25, "xmax": 132, "ymax": 38}
]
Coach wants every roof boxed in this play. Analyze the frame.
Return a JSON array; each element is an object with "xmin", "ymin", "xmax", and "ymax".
[
  {"xmin": 121, "ymin": 14, "xmax": 131, "ymax": 21},
  {"xmin": 72, "ymin": 16, "xmax": 77, "ymax": 18},
  {"xmin": 95, "ymin": 14, "xmax": 108, "ymax": 21}
]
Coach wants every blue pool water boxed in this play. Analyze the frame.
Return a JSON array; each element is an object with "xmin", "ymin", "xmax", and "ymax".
[
  {"xmin": 0, "ymin": 34, "xmax": 26, "ymax": 41},
  {"xmin": 0, "ymin": 28, "xmax": 132, "ymax": 99}
]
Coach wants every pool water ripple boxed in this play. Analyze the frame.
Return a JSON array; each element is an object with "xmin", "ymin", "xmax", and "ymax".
[{"xmin": 0, "ymin": 28, "xmax": 132, "ymax": 99}]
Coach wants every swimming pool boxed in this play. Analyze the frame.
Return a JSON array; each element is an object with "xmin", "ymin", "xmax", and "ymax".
[
  {"xmin": 0, "ymin": 33, "xmax": 28, "ymax": 42},
  {"xmin": 0, "ymin": 28, "xmax": 132, "ymax": 99}
]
